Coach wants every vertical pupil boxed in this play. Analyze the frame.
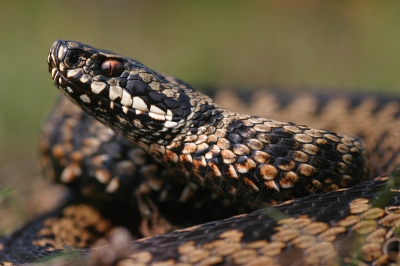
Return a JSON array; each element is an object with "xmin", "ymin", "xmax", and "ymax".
[{"xmin": 100, "ymin": 59, "xmax": 123, "ymax": 77}]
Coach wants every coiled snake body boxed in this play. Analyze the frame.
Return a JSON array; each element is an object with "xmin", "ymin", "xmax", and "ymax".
[{"xmin": 1, "ymin": 40, "xmax": 400, "ymax": 265}]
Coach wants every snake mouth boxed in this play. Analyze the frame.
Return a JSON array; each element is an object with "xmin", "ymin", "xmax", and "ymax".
[
  {"xmin": 50, "ymin": 65, "xmax": 90, "ymax": 108},
  {"xmin": 49, "ymin": 63, "xmax": 177, "ymax": 129},
  {"xmin": 50, "ymin": 68, "xmax": 69, "ymax": 91}
]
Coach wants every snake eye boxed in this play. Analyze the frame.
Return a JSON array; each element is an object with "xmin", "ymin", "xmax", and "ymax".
[{"xmin": 100, "ymin": 59, "xmax": 124, "ymax": 77}]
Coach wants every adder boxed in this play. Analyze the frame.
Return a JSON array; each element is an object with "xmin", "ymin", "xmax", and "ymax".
[{"xmin": 1, "ymin": 40, "xmax": 400, "ymax": 265}]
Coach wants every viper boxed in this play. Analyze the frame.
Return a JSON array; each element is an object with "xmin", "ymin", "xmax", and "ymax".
[{"xmin": 1, "ymin": 40, "xmax": 400, "ymax": 265}]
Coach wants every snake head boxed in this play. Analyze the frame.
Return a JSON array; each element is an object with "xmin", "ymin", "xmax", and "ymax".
[{"xmin": 48, "ymin": 40, "xmax": 216, "ymax": 147}]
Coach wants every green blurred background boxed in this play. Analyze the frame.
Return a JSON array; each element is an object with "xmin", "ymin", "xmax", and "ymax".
[{"xmin": 1, "ymin": 0, "xmax": 400, "ymax": 231}]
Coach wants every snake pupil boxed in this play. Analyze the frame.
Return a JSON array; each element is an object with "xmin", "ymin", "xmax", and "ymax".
[{"xmin": 100, "ymin": 59, "xmax": 124, "ymax": 77}]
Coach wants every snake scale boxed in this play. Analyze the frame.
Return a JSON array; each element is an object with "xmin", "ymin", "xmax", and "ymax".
[{"xmin": 1, "ymin": 40, "xmax": 400, "ymax": 265}]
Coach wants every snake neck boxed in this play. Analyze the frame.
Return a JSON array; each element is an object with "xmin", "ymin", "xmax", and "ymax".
[
  {"xmin": 144, "ymin": 105, "xmax": 370, "ymax": 207},
  {"xmin": 98, "ymin": 82, "xmax": 225, "ymax": 150}
]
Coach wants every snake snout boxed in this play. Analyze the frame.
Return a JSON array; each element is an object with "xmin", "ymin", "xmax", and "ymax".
[{"xmin": 48, "ymin": 40, "xmax": 68, "ymax": 70}]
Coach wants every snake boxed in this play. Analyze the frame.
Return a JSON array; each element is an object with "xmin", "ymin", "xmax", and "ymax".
[{"xmin": 1, "ymin": 40, "xmax": 400, "ymax": 265}]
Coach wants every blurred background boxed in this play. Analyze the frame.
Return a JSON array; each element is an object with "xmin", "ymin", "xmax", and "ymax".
[{"xmin": 1, "ymin": 0, "xmax": 400, "ymax": 233}]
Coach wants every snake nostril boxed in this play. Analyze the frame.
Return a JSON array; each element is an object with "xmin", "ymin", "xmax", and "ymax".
[{"xmin": 68, "ymin": 52, "xmax": 80, "ymax": 64}]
